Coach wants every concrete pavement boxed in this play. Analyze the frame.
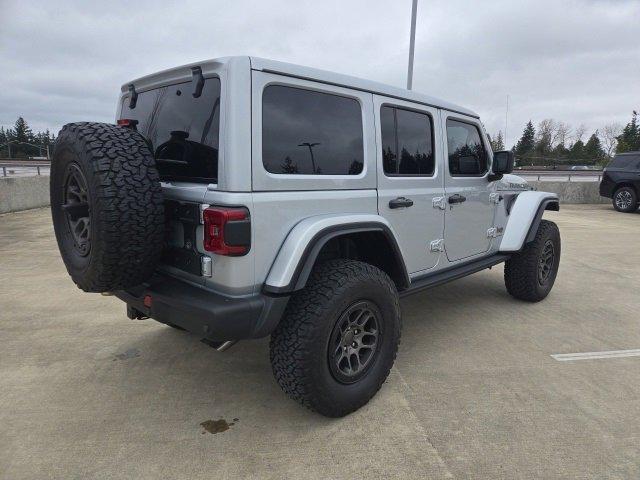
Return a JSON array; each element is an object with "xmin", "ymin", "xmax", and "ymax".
[{"xmin": 1, "ymin": 205, "xmax": 639, "ymax": 479}]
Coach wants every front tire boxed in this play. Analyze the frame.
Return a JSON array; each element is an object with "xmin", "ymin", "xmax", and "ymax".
[
  {"xmin": 504, "ymin": 220, "xmax": 561, "ymax": 302},
  {"xmin": 270, "ymin": 260, "xmax": 401, "ymax": 417},
  {"xmin": 612, "ymin": 186, "xmax": 638, "ymax": 213}
]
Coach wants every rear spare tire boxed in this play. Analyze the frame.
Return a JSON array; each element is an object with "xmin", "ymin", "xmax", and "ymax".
[{"xmin": 51, "ymin": 122, "xmax": 164, "ymax": 292}]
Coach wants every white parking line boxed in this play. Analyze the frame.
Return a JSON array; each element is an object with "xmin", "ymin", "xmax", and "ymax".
[{"xmin": 551, "ymin": 349, "xmax": 640, "ymax": 362}]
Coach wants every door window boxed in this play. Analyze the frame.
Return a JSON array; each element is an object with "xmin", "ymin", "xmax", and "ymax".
[
  {"xmin": 262, "ymin": 85, "xmax": 364, "ymax": 175},
  {"xmin": 446, "ymin": 119, "xmax": 488, "ymax": 176},
  {"xmin": 381, "ymin": 106, "xmax": 434, "ymax": 176}
]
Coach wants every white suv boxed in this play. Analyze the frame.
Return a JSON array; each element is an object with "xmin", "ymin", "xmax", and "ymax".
[{"xmin": 50, "ymin": 57, "xmax": 561, "ymax": 417}]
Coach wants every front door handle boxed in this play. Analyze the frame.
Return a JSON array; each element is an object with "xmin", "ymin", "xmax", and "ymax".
[
  {"xmin": 448, "ymin": 194, "xmax": 467, "ymax": 205},
  {"xmin": 389, "ymin": 197, "xmax": 414, "ymax": 209}
]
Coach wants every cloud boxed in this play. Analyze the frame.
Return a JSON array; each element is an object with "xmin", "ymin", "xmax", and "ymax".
[{"xmin": 1, "ymin": 0, "xmax": 638, "ymax": 146}]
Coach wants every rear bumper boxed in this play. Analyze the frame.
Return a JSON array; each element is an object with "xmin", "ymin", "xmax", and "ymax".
[{"xmin": 115, "ymin": 274, "xmax": 289, "ymax": 341}]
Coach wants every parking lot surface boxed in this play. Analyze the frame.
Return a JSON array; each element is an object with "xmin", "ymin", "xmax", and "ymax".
[{"xmin": 1, "ymin": 205, "xmax": 639, "ymax": 479}]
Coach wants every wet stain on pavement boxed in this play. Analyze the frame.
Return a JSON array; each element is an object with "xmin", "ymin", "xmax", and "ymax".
[
  {"xmin": 113, "ymin": 348, "xmax": 140, "ymax": 361},
  {"xmin": 200, "ymin": 418, "xmax": 238, "ymax": 434}
]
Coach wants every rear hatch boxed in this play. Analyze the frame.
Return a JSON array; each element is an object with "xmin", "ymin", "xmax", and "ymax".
[{"xmin": 118, "ymin": 72, "xmax": 222, "ymax": 285}]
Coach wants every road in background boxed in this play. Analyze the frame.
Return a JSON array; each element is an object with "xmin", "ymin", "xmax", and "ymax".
[{"xmin": 1, "ymin": 161, "xmax": 50, "ymax": 177}]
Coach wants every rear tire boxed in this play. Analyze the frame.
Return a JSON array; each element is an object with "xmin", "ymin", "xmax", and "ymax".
[
  {"xmin": 612, "ymin": 186, "xmax": 638, "ymax": 213},
  {"xmin": 270, "ymin": 259, "xmax": 401, "ymax": 417},
  {"xmin": 51, "ymin": 122, "xmax": 165, "ymax": 292},
  {"xmin": 504, "ymin": 220, "xmax": 561, "ymax": 302}
]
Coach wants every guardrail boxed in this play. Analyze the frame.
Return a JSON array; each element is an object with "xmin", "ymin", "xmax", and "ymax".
[
  {"xmin": 515, "ymin": 170, "xmax": 603, "ymax": 182},
  {"xmin": 1, "ymin": 160, "xmax": 51, "ymax": 177}
]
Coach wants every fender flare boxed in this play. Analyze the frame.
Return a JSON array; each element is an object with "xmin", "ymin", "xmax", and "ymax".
[
  {"xmin": 499, "ymin": 191, "xmax": 559, "ymax": 252},
  {"xmin": 263, "ymin": 214, "xmax": 409, "ymax": 295}
]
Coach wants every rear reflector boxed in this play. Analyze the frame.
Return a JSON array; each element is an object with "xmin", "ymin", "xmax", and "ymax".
[
  {"xmin": 203, "ymin": 207, "xmax": 250, "ymax": 256},
  {"xmin": 143, "ymin": 295, "xmax": 152, "ymax": 308}
]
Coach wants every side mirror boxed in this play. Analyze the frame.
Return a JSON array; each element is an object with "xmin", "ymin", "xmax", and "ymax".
[{"xmin": 489, "ymin": 150, "xmax": 514, "ymax": 180}]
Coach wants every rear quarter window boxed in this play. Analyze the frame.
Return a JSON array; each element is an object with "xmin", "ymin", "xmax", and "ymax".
[
  {"xmin": 609, "ymin": 155, "xmax": 640, "ymax": 170},
  {"xmin": 120, "ymin": 77, "xmax": 221, "ymax": 183},
  {"xmin": 261, "ymin": 85, "xmax": 364, "ymax": 175}
]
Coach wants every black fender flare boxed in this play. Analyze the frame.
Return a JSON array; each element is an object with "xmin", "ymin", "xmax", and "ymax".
[{"xmin": 263, "ymin": 222, "xmax": 410, "ymax": 295}]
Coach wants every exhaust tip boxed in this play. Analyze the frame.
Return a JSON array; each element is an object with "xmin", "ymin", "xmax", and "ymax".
[{"xmin": 201, "ymin": 339, "xmax": 238, "ymax": 352}]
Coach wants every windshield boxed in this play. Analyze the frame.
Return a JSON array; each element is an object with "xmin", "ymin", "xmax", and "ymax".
[{"xmin": 120, "ymin": 77, "xmax": 221, "ymax": 183}]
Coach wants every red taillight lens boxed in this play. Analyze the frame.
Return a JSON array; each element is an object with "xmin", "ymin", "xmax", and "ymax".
[
  {"xmin": 203, "ymin": 207, "xmax": 250, "ymax": 256},
  {"xmin": 117, "ymin": 118, "xmax": 139, "ymax": 129}
]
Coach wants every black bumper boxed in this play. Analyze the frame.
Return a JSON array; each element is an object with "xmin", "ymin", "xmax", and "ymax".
[
  {"xmin": 599, "ymin": 176, "xmax": 614, "ymax": 198},
  {"xmin": 115, "ymin": 274, "xmax": 289, "ymax": 341}
]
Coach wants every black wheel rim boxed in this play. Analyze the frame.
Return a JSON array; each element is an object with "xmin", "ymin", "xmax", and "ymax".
[
  {"xmin": 328, "ymin": 300, "xmax": 381, "ymax": 384},
  {"xmin": 537, "ymin": 239, "xmax": 555, "ymax": 285},
  {"xmin": 615, "ymin": 190, "xmax": 633, "ymax": 210},
  {"xmin": 62, "ymin": 163, "xmax": 91, "ymax": 256}
]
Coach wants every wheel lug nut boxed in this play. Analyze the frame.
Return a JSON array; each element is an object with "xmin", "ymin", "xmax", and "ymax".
[{"xmin": 352, "ymin": 342, "xmax": 357, "ymax": 347}]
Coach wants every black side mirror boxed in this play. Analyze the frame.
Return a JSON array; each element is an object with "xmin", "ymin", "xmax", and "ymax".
[{"xmin": 489, "ymin": 150, "xmax": 514, "ymax": 180}]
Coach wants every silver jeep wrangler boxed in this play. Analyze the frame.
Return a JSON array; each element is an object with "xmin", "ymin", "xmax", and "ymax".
[{"xmin": 50, "ymin": 56, "xmax": 560, "ymax": 417}]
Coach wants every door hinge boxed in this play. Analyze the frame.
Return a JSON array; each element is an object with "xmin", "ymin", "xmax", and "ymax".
[
  {"xmin": 487, "ymin": 226, "xmax": 504, "ymax": 238},
  {"xmin": 432, "ymin": 196, "xmax": 446, "ymax": 210},
  {"xmin": 489, "ymin": 193, "xmax": 503, "ymax": 205},
  {"xmin": 430, "ymin": 239, "xmax": 444, "ymax": 252}
]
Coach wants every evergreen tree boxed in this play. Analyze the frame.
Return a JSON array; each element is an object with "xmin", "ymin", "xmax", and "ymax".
[
  {"xmin": 616, "ymin": 111, "xmax": 640, "ymax": 153},
  {"xmin": 0, "ymin": 127, "xmax": 6, "ymax": 157},
  {"xmin": 568, "ymin": 140, "xmax": 584, "ymax": 163},
  {"xmin": 489, "ymin": 131, "xmax": 505, "ymax": 151},
  {"xmin": 13, "ymin": 117, "xmax": 32, "ymax": 144},
  {"xmin": 583, "ymin": 132, "xmax": 605, "ymax": 164},
  {"xmin": 280, "ymin": 156, "xmax": 299, "ymax": 174},
  {"xmin": 552, "ymin": 143, "xmax": 569, "ymax": 159},
  {"xmin": 1, "ymin": 118, "xmax": 58, "ymax": 158},
  {"xmin": 515, "ymin": 121, "xmax": 536, "ymax": 157}
]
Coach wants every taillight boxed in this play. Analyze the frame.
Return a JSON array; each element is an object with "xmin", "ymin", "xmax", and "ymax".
[
  {"xmin": 117, "ymin": 118, "xmax": 139, "ymax": 129},
  {"xmin": 203, "ymin": 207, "xmax": 251, "ymax": 256}
]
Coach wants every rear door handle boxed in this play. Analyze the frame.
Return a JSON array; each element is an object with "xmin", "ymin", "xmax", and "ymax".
[
  {"xmin": 448, "ymin": 194, "xmax": 467, "ymax": 205},
  {"xmin": 389, "ymin": 197, "xmax": 414, "ymax": 209}
]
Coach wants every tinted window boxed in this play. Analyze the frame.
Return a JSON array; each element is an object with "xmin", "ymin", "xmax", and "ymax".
[
  {"xmin": 262, "ymin": 85, "xmax": 364, "ymax": 175},
  {"xmin": 446, "ymin": 119, "xmax": 488, "ymax": 176},
  {"xmin": 121, "ymin": 78, "xmax": 221, "ymax": 182},
  {"xmin": 610, "ymin": 155, "xmax": 640, "ymax": 170},
  {"xmin": 381, "ymin": 106, "xmax": 434, "ymax": 176}
]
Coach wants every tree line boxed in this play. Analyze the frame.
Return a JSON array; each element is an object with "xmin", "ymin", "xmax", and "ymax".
[
  {"xmin": 4, "ymin": 111, "xmax": 640, "ymax": 166},
  {"xmin": 489, "ymin": 111, "xmax": 640, "ymax": 167},
  {"xmin": 0, "ymin": 117, "xmax": 56, "ymax": 159}
]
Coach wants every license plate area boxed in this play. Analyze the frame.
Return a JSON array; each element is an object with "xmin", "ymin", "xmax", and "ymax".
[{"xmin": 163, "ymin": 199, "xmax": 205, "ymax": 276}]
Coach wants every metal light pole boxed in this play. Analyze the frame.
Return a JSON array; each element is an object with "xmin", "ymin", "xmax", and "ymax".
[
  {"xmin": 406, "ymin": 0, "xmax": 418, "ymax": 90},
  {"xmin": 505, "ymin": 94, "xmax": 510, "ymax": 149},
  {"xmin": 298, "ymin": 142, "xmax": 320, "ymax": 173}
]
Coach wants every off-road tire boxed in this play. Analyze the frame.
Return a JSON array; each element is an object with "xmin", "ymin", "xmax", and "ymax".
[
  {"xmin": 270, "ymin": 259, "xmax": 401, "ymax": 417},
  {"xmin": 51, "ymin": 122, "xmax": 164, "ymax": 292},
  {"xmin": 504, "ymin": 219, "xmax": 560, "ymax": 302},
  {"xmin": 612, "ymin": 186, "xmax": 638, "ymax": 213}
]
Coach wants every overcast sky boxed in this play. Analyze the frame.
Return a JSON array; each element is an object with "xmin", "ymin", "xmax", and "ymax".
[{"xmin": 1, "ymin": 0, "xmax": 638, "ymax": 147}]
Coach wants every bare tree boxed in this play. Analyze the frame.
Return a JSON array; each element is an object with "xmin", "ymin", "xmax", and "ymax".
[
  {"xmin": 573, "ymin": 124, "xmax": 587, "ymax": 144},
  {"xmin": 555, "ymin": 122, "xmax": 572, "ymax": 148},
  {"xmin": 599, "ymin": 122, "xmax": 623, "ymax": 158},
  {"xmin": 536, "ymin": 119, "xmax": 556, "ymax": 155}
]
